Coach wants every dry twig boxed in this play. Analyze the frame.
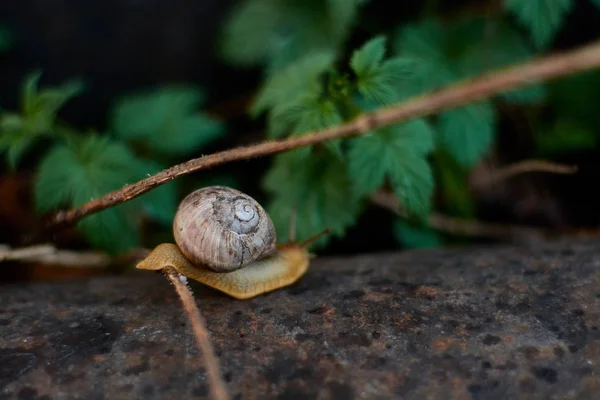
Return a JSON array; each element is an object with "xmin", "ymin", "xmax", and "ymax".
[
  {"xmin": 164, "ymin": 267, "xmax": 229, "ymax": 400},
  {"xmin": 36, "ymin": 39, "xmax": 600, "ymax": 237},
  {"xmin": 470, "ymin": 160, "xmax": 578, "ymax": 189},
  {"xmin": 370, "ymin": 191, "xmax": 551, "ymax": 242},
  {"xmin": 0, "ymin": 244, "xmax": 149, "ymax": 268}
]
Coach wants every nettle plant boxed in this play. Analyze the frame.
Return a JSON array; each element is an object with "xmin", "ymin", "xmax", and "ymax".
[
  {"xmin": 0, "ymin": 73, "xmax": 224, "ymax": 254},
  {"xmin": 1, "ymin": 0, "xmax": 599, "ymax": 257},
  {"xmin": 220, "ymin": 0, "xmax": 600, "ymax": 249}
]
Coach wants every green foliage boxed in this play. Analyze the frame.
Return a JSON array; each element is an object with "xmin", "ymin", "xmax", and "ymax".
[
  {"xmin": 592, "ymin": 0, "xmax": 600, "ymax": 10},
  {"xmin": 253, "ymin": 33, "xmax": 441, "ymax": 244},
  {"xmin": 2, "ymin": 0, "xmax": 593, "ymax": 258},
  {"xmin": 393, "ymin": 17, "xmax": 545, "ymax": 167},
  {"xmin": 437, "ymin": 102, "xmax": 496, "ymax": 167},
  {"xmin": 263, "ymin": 149, "xmax": 361, "ymax": 248},
  {"xmin": 350, "ymin": 36, "xmax": 417, "ymax": 104},
  {"xmin": 220, "ymin": 0, "xmax": 369, "ymax": 71},
  {"xmin": 0, "ymin": 71, "xmax": 221, "ymax": 255},
  {"xmin": 504, "ymin": 0, "xmax": 574, "ymax": 49},
  {"xmin": 111, "ymin": 86, "xmax": 224, "ymax": 157},
  {"xmin": 0, "ymin": 72, "xmax": 83, "ymax": 169},
  {"xmin": 35, "ymin": 135, "xmax": 142, "ymax": 254},
  {"xmin": 347, "ymin": 119, "xmax": 435, "ymax": 217},
  {"xmin": 0, "ymin": 72, "xmax": 83, "ymax": 168}
]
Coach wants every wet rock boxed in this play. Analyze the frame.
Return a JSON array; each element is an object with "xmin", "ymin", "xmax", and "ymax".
[{"xmin": 1, "ymin": 237, "xmax": 600, "ymax": 399}]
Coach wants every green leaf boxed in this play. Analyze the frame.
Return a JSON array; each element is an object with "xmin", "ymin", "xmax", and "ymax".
[
  {"xmin": 350, "ymin": 35, "xmax": 417, "ymax": 104},
  {"xmin": 0, "ymin": 114, "xmax": 27, "ymax": 169},
  {"xmin": 458, "ymin": 21, "xmax": 547, "ymax": 103},
  {"xmin": 0, "ymin": 74, "xmax": 83, "ymax": 168},
  {"xmin": 251, "ymin": 51, "xmax": 336, "ymax": 117},
  {"xmin": 437, "ymin": 102, "xmax": 495, "ymax": 167},
  {"xmin": 347, "ymin": 119, "xmax": 435, "ymax": 217},
  {"xmin": 593, "ymin": 0, "xmax": 600, "ymax": 11},
  {"xmin": 394, "ymin": 19, "xmax": 454, "ymax": 95},
  {"xmin": 220, "ymin": 0, "xmax": 367, "ymax": 69},
  {"xmin": 263, "ymin": 149, "xmax": 361, "ymax": 248},
  {"xmin": 394, "ymin": 219, "xmax": 443, "ymax": 249},
  {"xmin": 30, "ymin": 79, "xmax": 84, "ymax": 122},
  {"xmin": 111, "ymin": 86, "xmax": 224, "ymax": 156},
  {"xmin": 504, "ymin": 0, "xmax": 574, "ymax": 49},
  {"xmin": 350, "ymin": 36, "xmax": 387, "ymax": 76},
  {"xmin": 132, "ymin": 159, "xmax": 179, "ymax": 225},
  {"xmin": 34, "ymin": 135, "xmax": 143, "ymax": 254},
  {"xmin": 393, "ymin": 17, "xmax": 546, "ymax": 103}
]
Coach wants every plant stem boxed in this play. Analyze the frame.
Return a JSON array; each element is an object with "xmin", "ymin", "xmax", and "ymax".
[
  {"xmin": 164, "ymin": 267, "xmax": 229, "ymax": 400},
  {"xmin": 470, "ymin": 160, "xmax": 578, "ymax": 189},
  {"xmin": 370, "ymin": 190, "xmax": 550, "ymax": 242},
  {"xmin": 34, "ymin": 39, "xmax": 600, "ymax": 237}
]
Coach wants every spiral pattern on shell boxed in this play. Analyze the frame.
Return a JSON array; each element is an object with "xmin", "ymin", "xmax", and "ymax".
[{"xmin": 173, "ymin": 186, "xmax": 276, "ymax": 272}]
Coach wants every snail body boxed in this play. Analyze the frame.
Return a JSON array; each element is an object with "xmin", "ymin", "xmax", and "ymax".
[{"xmin": 136, "ymin": 186, "xmax": 323, "ymax": 300}]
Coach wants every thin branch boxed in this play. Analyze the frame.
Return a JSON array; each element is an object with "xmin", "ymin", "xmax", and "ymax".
[
  {"xmin": 38, "ymin": 39, "xmax": 600, "ymax": 236},
  {"xmin": 0, "ymin": 244, "xmax": 149, "ymax": 268},
  {"xmin": 164, "ymin": 267, "xmax": 229, "ymax": 400},
  {"xmin": 369, "ymin": 191, "xmax": 551, "ymax": 242},
  {"xmin": 471, "ymin": 160, "xmax": 578, "ymax": 189}
]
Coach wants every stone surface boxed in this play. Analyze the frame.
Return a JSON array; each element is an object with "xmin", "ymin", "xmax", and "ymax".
[{"xmin": 1, "ymin": 238, "xmax": 600, "ymax": 399}]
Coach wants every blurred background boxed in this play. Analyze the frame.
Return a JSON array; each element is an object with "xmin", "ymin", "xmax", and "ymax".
[{"xmin": 1, "ymin": 0, "xmax": 600, "ymax": 282}]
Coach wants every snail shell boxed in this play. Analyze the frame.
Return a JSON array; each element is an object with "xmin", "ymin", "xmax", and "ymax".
[{"xmin": 173, "ymin": 186, "xmax": 276, "ymax": 272}]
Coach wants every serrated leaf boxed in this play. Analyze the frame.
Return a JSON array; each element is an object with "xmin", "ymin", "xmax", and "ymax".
[
  {"xmin": 0, "ymin": 73, "xmax": 83, "ymax": 168},
  {"xmin": 252, "ymin": 51, "xmax": 335, "ymax": 117},
  {"xmin": 111, "ymin": 86, "xmax": 223, "ymax": 156},
  {"xmin": 347, "ymin": 119, "xmax": 435, "ymax": 217},
  {"xmin": 504, "ymin": 0, "xmax": 574, "ymax": 49},
  {"xmin": 34, "ymin": 135, "xmax": 143, "ymax": 254},
  {"xmin": 263, "ymin": 149, "xmax": 360, "ymax": 248},
  {"xmin": 350, "ymin": 36, "xmax": 417, "ymax": 104},
  {"xmin": 437, "ymin": 102, "xmax": 495, "ymax": 167},
  {"xmin": 350, "ymin": 36, "xmax": 387, "ymax": 76},
  {"xmin": 30, "ymin": 79, "xmax": 84, "ymax": 121},
  {"xmin": 394, "ymin": 219, "xmax": 443, "ymax": 249},
  {"xmin": 112, "ymin": 87, "xmax": 204, "ymax": 139},
  {"xmin": 394, "ymin": 17, "xmax": 547, "ymax": 103}
]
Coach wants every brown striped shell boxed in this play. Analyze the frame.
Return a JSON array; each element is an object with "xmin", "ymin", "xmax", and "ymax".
[{"xmin": 173, "ymin": 186, "xmax": 276, "ymax": 272}]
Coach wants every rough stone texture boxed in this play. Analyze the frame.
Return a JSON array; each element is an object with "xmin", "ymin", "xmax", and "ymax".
[{"xmin": 1, "ymin": 238, "xmax": 600, "ymax": 399}]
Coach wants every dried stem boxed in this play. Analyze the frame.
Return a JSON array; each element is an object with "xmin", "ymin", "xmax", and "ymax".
[
  {"xmin": 164, "ymin": 267, "xmax": 229, "ymax": 400},
  {"xmin": 370, "ymin": 191, "xmax": 550, "ymax": 242},
  {"xmin": 0, "ymin": 243, "xmax": 149, "ymax": 268},
  {"xmin": 37, "ymin": 39, "xmax": 600, "ymax": 236},
  {"xmin": 471, "ymin": 160, "xmax": 578, "ymax": 189}
]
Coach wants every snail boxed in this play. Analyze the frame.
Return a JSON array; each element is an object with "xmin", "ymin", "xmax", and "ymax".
[{"xmin": 136, "ymin": 185, "xmax": 328, "ymax": 300}]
